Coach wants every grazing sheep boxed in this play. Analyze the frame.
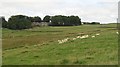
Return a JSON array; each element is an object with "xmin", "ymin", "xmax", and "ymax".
[
  {"xmin": 67, "ymin": 38, "xmax": 70, "ymax": 41},
  {"xmin": 76, "ymin": 36, "xmax": 81, "ymax": 38},
  {"xmin": 58, "ymin": 38, "xmax": 70, "ymax": 44},
  {"xmin": 66, "ymin": 38, "xmax": 69, "ymax": 40},
  {"xmin": 61, "ymin": 40, "xmax": 64, "ymax": 43},
  {"xmin": 80, "ymin": 36, "xmax": 86, "ymax": 39},
  {"xmin": 116, "ymin": 32, "xmax": 119, "ymax": 35},
  {"xmin": 92, "ymin": 36, "xmax": 95, "ymax": 38},
  {"xmin": 58, "ymin": 40, "xmax": 61, "ymax": 42},
  {"xmin": 80, "ymin": 35, "xmax": 89, "ymax": 39},
  {"xmin": 58, "ymin": 40, "xmax": 62, "ymax": 44},
  {"xmin": 96, "ymin": 33, "xmax": 100, "ymax": 36},
  {"xmin": 64, "ymin": 38, "xmax": 68, "ymax": 42},
  {"xmin": 58, "ymin": 35, "xmax": 90, "ymax": 44},
  {"xmin": 85, "ymin": 35, "xmax": 89, "ymax": 38},
  {"xmin": 72, "ymin": 38, "xmax": 76, "ymax": 40}
]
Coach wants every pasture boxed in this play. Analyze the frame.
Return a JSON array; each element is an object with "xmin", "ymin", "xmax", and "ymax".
[{"xmin": 2, "ymin": 24, "xmax": 118, "ymax": 65}]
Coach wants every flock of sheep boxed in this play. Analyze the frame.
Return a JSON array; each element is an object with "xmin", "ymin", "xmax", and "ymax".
[
  {"xmin": 58, "ymin": 33, "xmax": 100, "ymax": 44},
  {"xmin": 4, "ymin": 31, "xmax": 119, "ymax": 51},
  {"xmin": 58, "ymin": 32, "xmax": 119, "ymax": 44},
  {"xmin": 32, "ymin": 31, "xmax": 119, "ymax": 46}
]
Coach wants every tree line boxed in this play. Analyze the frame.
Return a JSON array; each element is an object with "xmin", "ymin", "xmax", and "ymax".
[{"xmin": 1, "ymin": 15, "xmax": 99, "ymax": 30}]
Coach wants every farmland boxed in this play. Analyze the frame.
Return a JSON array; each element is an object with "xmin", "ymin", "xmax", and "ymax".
[{"xmin": 2, "ymin": 24, "xmax": 118, "ymax": 65}]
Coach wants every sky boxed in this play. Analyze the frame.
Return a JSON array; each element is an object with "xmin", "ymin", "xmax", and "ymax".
[{"xmin": 0, "ymin": 0, "xmax": 119, "ymax": 24}]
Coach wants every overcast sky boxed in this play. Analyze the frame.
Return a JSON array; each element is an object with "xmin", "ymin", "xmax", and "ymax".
[{"xmin": 0, "ymin": 0, "xmax": 119, "ymax": 23}]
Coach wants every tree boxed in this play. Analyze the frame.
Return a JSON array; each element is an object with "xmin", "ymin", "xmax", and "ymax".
[
  {"xmin": 43, "ymin": 15, "xmax": 51, "ymax": 22},
  {"xmin": 91, "ymin": 22, "xmax": 100, "ymax": 24},
  {"xmin": 75, "ymin": 16, "xmax": 81, "ymax": 25},
  {"xmin": 51, "ymin": 15, "xmax": 81, "ymax": 26},
  {"xmin": 1, "ymin": 17, "xmax": 8, "ymax": 28},
  {"xmin": 51, "ymin": 15, "xmax": 58, "ymax": 26},
  {"xmin": 28, "ymin": 17, "xmax": 34, "ymax": 22},
  {"xmin": 7, "ymin": 15, "xmax": 32, "ymax": 30},
  {"xmin": 69, "ymin": 16, "xmax": 81, "ymax": 26},
  {"xmin": 51, "ymin": 15, "xmax": 64, "ymax": 26},
  {"xmin": 32, "ymin": 16, "xmax": 41, "ymax": 22}
]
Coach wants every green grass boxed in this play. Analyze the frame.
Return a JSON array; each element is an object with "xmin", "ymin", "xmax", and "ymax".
[{"xmin": 2, "ymin": 24, "xmax": 118, "ymax": 65}]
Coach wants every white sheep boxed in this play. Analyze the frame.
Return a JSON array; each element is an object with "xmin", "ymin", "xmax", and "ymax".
[
  {"xmin": 96, "ymin": 33, "xmax": 100, "ymax": 36},
  {"xmin": 66, "ymin": 38, "xmax": 69, "ymax": 40},
  {"xmin": 65, "ymin": 38, "xmax": 69, "ymax": 41},
  {"xmin": 72, "ymin": 38, "xmax": 77, "ymax": 40},
  {"xmin": 58, "ymin": 38, "xmax": 69, "ymax": 44},
  {"xmin": 62, "ymin": 40, "xmax": 65, "ymax": 43},
  {"xmin": 80, "ymin": 35, "xmax": 89, "ymax": 39},
  {"xmin": 64, "ymin": 39, "xmax": 67, "ymax": 42},
  {"xmin": 80, "ymin": 36, "xmax": 86, "ymax": 39},
  {"xmin": 58, "ymin": 40, "xmax": 63, "ymax": 44},
  {"xmin": 116, "ymin": 32, "xmax": 119, "ymax": 35},
  {"xmin": 58, "ymin": 40, "xmax": 61, "ymax": 42},
  {"xmin": 92, "ymin": 36, "xmax": 95, "ymax": 38},
  {"xmin": 85, "ymin": 35, "xmax": 89, "ymax": 38},
  {"xmin": 76, "ymin": 36, "xmax": 81, "ymax": 38}
]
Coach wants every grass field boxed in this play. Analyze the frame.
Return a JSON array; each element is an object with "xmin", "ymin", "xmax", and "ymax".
[{"xmin": 2, "ymin": 24, "xmax": 118, "ymax": 65}]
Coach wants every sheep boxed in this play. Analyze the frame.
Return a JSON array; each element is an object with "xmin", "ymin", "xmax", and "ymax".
[
  {"xmin": 80, "ymin": 36, "xmax": 86, "ymax": 39},
  {"xmin": 58, "ymin": 38, "xmax": 70, "ymax": 44},
  {"xmin": 116, "ymin": 32, "xmax": 119, "ymax": 35},
  {"xmin": 76, "ymin": 36, "xmax": 81, "ymax": 38},
  {"xmin": 80, "ymin": 35, "xmax": 89, "ymax": 39},
  {"xmin": 92, "ymin": 36, "xmax": 95, "ymax": 38},
  {"xmin": 96, "ymin": 33, "xmax": 100, "ymax": 36},
  {"xmin": 58, "ymin": 40, "xmax": 63, "ymax": 44},
  {"xmin": 66, "ymin": 38, "xmax": 69, "ymax": 40},
  {"xmin": 72, "ymin": 38, "xmax": 77, "ymax": 40},
  {"xmin": 61, "ymin": 40, "xmax": 64, "ymax": 43},
  {"xmin": 85, "ymin": 35, "xmax": 89, "ymax": 38},
  {"xmin": 64, "ymin": 38, "xmax": 69, "ymax": 42},
  {"xmin": 58, "ymin": 35, "xmax": 90, "ymax": 44}
]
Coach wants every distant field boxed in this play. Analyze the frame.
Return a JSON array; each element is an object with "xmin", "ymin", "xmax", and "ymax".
[{"xmin": 2, "ymin": 24, "xmax": 118, "ymax": 65}]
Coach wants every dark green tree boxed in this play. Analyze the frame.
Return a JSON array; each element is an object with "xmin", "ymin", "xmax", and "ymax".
[
  {"xmin": 33, "ymin": 16, "xmax": 41, "ymax": 22},
  {"xmin": 69, "ymin": 16, "xmax": 81, "ymax": 26},
  {"xmin": 51, "ymin": 15, "xmax": 63, "ymax": 26},
  {"xmin": 28, "ymin": 17, "xmax": 34, "ymax": 22},
  {"xmin": 1, "ymin": 17, "xmax": 8, "ymax": 28},
  {"xmin": 43, "ymin": 15, "xmax": 51, "ymax": 22},
  {"xmin": 7, "ymin": 15, "xmax": 32, "ymax": 30}
]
